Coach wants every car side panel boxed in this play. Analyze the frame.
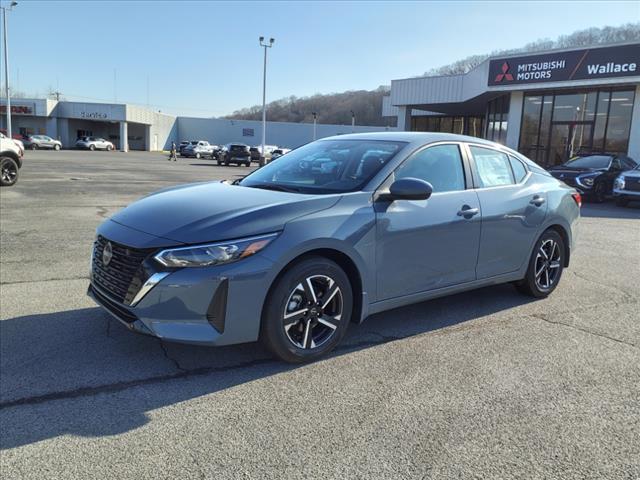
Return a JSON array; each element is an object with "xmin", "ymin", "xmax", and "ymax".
[{"xmin": 474, "ymin": 174, "xmax": 548, "ymax": 279}]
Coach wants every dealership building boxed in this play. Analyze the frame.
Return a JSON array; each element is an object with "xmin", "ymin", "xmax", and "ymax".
[
  {"xmin": 0, "ymin": 98, "xmax": 391, "ymax": 151},
  {"xmin": 383, "ymin": 42, "xmax": 640, "ymax": 165}
]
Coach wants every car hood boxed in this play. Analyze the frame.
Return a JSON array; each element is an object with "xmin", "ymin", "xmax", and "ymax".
[{"xmin": 110, "ymin": 182, "xmax": 341, "ymax": 244}]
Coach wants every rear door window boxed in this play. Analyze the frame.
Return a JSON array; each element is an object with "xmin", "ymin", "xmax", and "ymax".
[{"xmin": 470, "ymin": 146, "xmax": 515, "ymax": 188}]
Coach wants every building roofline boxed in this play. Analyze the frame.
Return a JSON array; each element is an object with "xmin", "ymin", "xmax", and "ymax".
[{"xmin": 391, "ymin": 41, "xmax": 640, "ymax": 84}]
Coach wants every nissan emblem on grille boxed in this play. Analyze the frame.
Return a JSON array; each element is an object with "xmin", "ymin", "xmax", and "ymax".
[{"xmin": 102, "ymin": 241, "xmax": 113, "ymax": 267}]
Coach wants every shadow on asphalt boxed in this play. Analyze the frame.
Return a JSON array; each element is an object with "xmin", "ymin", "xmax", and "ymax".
[
  {"xmin": 0, "ymin": 283, "xmax": 535, "ymax": 449},
  {"xmin": 580, "ymin": 201, "xmax": 640, "ymax": 219}
]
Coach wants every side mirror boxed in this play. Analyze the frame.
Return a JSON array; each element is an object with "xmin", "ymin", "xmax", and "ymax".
[{"xmin": 384, "ymin": 178, "xmax": 433, "ymax": 201}]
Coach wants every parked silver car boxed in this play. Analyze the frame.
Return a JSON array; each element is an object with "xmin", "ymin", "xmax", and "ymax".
[
  {"xmin": 75, "ymin": 136, "xmax": 114, "ymax": 151},
  {"xmin": 613, "ymin": 163, "xmax": 640, "ymax": 207},
  {"xmin": 181, "ymin": 140, "xmax": 218, "ymax": 159},
  {"xmin": 23, "ymin": 135, "xmax": 62, "ymax": 150}
]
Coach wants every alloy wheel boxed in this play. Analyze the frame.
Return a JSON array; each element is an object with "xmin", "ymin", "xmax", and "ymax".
[
  {"xmin": 534, "ymin": 239, "xmax": 561, "ymax": 290},
  {"xmin": 1, "ymin": 161, "xmax": 17, "ymax": 184},
  {"xmin": 283, "ymin": 275, "xmax": 343, "ymax": 349}
]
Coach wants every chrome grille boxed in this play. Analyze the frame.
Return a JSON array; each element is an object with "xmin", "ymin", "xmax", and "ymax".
[{"xmin": 91, "ymin": 236, "xmax": 153, "ymax": 303}]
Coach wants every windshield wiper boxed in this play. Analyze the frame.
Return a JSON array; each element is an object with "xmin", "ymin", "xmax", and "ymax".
[{"xmin": 245, "ymin": 183, "xmax": 301, "ymax": 193}]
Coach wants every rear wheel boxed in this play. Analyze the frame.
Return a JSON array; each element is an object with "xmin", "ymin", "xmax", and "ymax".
[
  {"xmin": 106, "ymin": 145, "xmax": 113, "ymax": 151},
  {"xmin": 89, "ymin": 144, "xmax": 96, "ymax": 151},
  {"xmin": 261, "ymin": 257, "xmax": 352, "ymax": 363},
  {"xmin": 516, "ymin": 229, "xmax": 565, "ymax": 298},
  {"xmin": 1, "ymin": 157, "xmax": 19, "ymax": 186}
]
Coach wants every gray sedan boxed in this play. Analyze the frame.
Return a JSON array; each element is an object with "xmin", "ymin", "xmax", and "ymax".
[{"xmin": 88, "ymin": 132, "xmax": 580, "ymax": 363}]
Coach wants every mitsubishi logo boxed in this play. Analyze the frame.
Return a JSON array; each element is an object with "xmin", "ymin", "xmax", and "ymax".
[
  {"xmin": 495, "ymin": 62, "xmax": 514, "ymax": 82},
  {"xmin": 102, "ymin": 241, "xmax": 113, "ymax": 267}
]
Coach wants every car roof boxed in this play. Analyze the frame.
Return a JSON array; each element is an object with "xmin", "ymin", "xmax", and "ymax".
[{"xmin": 320, "ymin": 131, "xmax": 505, "ymax": 148}]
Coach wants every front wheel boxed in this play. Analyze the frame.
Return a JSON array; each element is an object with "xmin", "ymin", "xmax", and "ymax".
[
  {"xmin": 261, "ymin": 257, "xmax": 353, "ymax": 363},
  {"xmin": 31, "ymin": 144, "xmax": 38, "ymax": 150},
  {"xmin": 106, "ymin": 145, "xmax": 113, "ymax": 151},
  {"xmin": 195, "ymin": 152, "xmax": 201, "ymax": 159},
  {"xmin": 516, "ymin": 229, "xmax": 565, "ymax": 298},
  {"xmin": 89, "ymin": 144, "xmax": 96, "ymax": 151},
  {"xmin": 54, "ymin": 144, "xmax": 61, "ymax": 151},
  {"xmin": 1, "ymin": 157, "xmax": 19, "ymax": 186},
  {"xmin": 592, "ymin": 182, "xmax": 606, "ymax": 203}
]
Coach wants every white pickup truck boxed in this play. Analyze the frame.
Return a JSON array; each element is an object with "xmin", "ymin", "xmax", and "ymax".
[
  {"xmin": 180, "ymin": 140, "xmax": 219, "ymax": 159},
  {"xmin": 0, "ymin": 132, "xmax": 24, "ymax": 186}
]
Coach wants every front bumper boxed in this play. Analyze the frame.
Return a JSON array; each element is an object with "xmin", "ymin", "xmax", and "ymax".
[
  {"xmin": 613, "ymin": 188, "xmax": 640, "ymax": 200},
  {"xmin": 88, "ymin": 226, "xmax": 277, "ymax": 346}
]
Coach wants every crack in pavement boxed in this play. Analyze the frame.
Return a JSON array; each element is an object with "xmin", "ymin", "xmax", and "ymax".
[
  {"xmin": 0, "ymin": 334, "xmax": 406, "ymax": 411},
  {"xmin": 158, "ymin": 340, "xmax": 187, "ymax": 372},
  {"xmin": 530, "ymin": 313, "xmax": 637, "ymax": 350},
  {"xmin": 570, "ymin": 270, "xmax": 635, "ymax": 301}
]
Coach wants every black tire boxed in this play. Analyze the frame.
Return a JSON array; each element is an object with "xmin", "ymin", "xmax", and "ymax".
[
  {"xmin": 217, "ymin": 159, "xmax": 222, "ymax": 166},
  {"xmin": 89, "ymin": 144, "xmax": 96, "ymax": 151},
  {"xmin": 30, "ymin": 144, "xmax": 38, "ymax": 150},
  {"xmin": 54, "ymin": 144, "xmax": 61, "ymax": 151},
  {"xmin": 106, "ymin": 145, "xmax": 113, "ymax": 151},
  {"xmin": 1, "ymin": 157, "xmax": 19, "ymax": 187},
  {"xmin": 515, "ymin": 229, "xmax": 565, "ymax": 298},
  {"xmin": 261, "ymin": 256, "xmax": 353, "ymax": 363},
  {"xmin": 592, "ymin": 182, "xmax": 606, "ymax": 203},
  {"xmin": 615, "ymin": 197, "xmax": 629, "ymax": 207},
  {"xmin": 245, "ymin": 161, "xmax": 251, "ymax": 167}
]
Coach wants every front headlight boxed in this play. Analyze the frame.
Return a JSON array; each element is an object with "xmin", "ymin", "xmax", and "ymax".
[
  {"xmin": 577, "ymin": 173, "xmax": 600, "ymax": 187},
  {"xmin": 154, "ymin": 233, "xmax": 278, "ymax": 268},
  {"xmin": 614, "ymin": 176, "xmax": 626, "ymax": 190}
]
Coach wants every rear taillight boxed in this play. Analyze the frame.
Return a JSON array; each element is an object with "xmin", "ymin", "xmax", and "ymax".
[{"xmin": 571, "ymin": 192, "xmax": 582, "ymax": 208}]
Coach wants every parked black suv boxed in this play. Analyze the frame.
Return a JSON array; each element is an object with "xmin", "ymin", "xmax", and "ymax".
[
  {"xmin": 548, "ymin": 153, "xmax": 638, "ymax": 202},
  {"xmin": 217, "ymin": 144, "xmax": 251, "ymax": 166}
]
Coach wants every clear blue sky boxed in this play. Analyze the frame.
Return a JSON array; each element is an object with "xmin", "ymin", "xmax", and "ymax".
[{"xmin": 3, "ymin": 0, "xmax": 639, "ymax": 117}]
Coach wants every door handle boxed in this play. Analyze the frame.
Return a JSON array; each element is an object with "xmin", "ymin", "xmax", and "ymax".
[
  {"xmin": 530, "ymin": 195, "xmax": 546, "ymax": 206},
  {"xmin": 457, "ymin": 206, "xmax": 479, "ymax": 217}
]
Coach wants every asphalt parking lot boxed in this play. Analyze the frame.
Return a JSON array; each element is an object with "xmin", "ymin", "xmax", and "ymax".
[{"xmin": 1, "ymin": 150, "xmax": 639, "ymax": 479}]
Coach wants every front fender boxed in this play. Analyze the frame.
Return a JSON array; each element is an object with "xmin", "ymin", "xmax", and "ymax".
[{"xmin": 260, "ymin": 193, "xmax": 377, "ymax": 319}]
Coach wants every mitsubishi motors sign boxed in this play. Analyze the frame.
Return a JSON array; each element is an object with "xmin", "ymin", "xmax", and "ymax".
[{"xmin": 488, "ymin": 43, "xmax": 639, "ymax": 86}]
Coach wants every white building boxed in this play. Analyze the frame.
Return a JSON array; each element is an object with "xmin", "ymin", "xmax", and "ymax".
[{"xmin": 0, "ymin": 98, "xmax": 392, "ymax": 151}]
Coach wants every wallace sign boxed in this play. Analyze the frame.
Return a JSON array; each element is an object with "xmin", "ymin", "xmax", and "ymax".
[{"xmin": 488, "ymin": 43, "xmax": 639, "ymax": 86}]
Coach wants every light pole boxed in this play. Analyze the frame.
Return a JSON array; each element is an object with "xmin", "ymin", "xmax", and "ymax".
[
  {"xmin": 350, "ymin": 110, "xmax": 355, "ymax": 131},
  {"xmin": 312, "ymin": 112, "xmax": 317, "ymax": 140},
  {"xmin": 2, "ymin": 1, "xmax": 18, "ymax": 139},
  {"xmin": 259, "ymin": 36, "xmax": 274, "ymax": 166}
]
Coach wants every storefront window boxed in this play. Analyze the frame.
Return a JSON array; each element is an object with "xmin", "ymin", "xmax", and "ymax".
[
  {"xmin": 518, "ymin": 88, "xmax": 635, "ymax": 166},
  {"xmin": 465, "ymin": 117, "xmax": 484, "ymax": 138},
  {"xmin": 412, "ymin": 115, "xmax": 482, "ymax": 136},
  {"xmin": 485, "ymin": 95, "xmax": 510, "ymax": 143},
  {"xmin": 605, "ymin": 90, "xmax": 635, "ymax": 154}
]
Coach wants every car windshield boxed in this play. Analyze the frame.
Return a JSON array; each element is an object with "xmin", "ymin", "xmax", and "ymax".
[
  {"xmin": 240, "ymin": 139, "xmax": 406, "ymax": 194},
  {"xmin": 564, "ymin": 155, "xmax": 612, "ymax": 169}
]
